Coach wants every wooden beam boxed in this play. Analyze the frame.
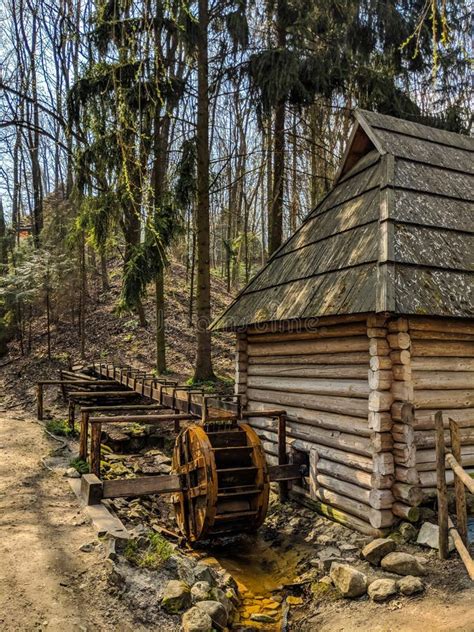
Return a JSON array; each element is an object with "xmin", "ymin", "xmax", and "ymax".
[
  {"xmin": 435, "ymin": 411, "xmax": 449, "ymax": 559},
  {"xmin": 81, "ymin": 473, "xmax": 103, "ymax": 505},
  {"xmin": 102, "ymin": 474, "xmax": 182, "ymax": 498},
  {"xmin": 445, "ymin": 453, "xmax": 474, "ymax": 494},
  {"xmin": 88, "ymin": 413, "xmax": 194, "ymax": 424},
  {"xmin": 68, "ymin": 391, "xmax": 138, "ymax": 399},
  {"xmin": 448, "ymin": 517, "xmax": 474, "ymax": 581},
  {"xmin": 448, "ymin": 418, "xmax": 468, "ymax": 545}
]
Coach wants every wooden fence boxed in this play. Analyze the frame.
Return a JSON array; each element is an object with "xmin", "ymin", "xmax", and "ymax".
[{"xmin": 435, "ymin": 411, "xmax": 474, "ymax": 580}]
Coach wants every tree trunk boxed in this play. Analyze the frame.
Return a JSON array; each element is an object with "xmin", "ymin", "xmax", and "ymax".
[
  {"xmin": 194, "ymin": 0, "xmax": 215, "ymax": 382},
  {"xmin": 46, "ymin": 290, "xmax": 51, "ymax": 360},
  {"xmin": 155, "ymin": 269, "xmax": 166, "ymax": 374}
]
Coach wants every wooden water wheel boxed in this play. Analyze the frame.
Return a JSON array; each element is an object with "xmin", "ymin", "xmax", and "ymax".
[{"xmin": 171, "ymin": 421, "xmax": 270, "ymax": 541}]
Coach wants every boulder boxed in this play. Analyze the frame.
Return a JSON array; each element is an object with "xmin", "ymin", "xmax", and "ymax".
[
  {"xmin": 195, "ymin": 600, "xmax": 227, "ymax": 631},
  {"xmin": 398, "ymin": 523, "xmax": 419, "ymax": 543},
  {"xmin": 361, "ymin": 538, "xmax": 396, "ymax": 565},
  {"xmin": 416, "ymin": 522, "xmax": 454, "ymax": 552},
  {"xmin": 182, "ymin": 607, "xmax": 213, "ymax": 632},
  {"xmin": 161, "ymin": 580, "xmax": 191, "ymax": 613},
  {"xmin": 191, "ymin": 581, "xmax": 211, "ymax": 603},
  {"xmin": 329, "ymin": 563, "xmax": 367, "ymax": 598},
  {"xmin": 380, "ymin": 552, "xmax": 426, "ymax": 577},
  {"xmin": 194, "ymin": 563, "xmax": 216, "ymax": 586},
  {"xmin": 398, "ymin": 575, "xmax": 425, "ymax": 596},
  {"xmin": 317, "ymin": 546, "xmax": 341, "ymax": 560},
  {"xmin": 65, "ymin": 467, "xmax": 80, "ymax": 478},
  {"xmin": 368, "ymin": 578, "xmax": 398, "ymax": 602}
]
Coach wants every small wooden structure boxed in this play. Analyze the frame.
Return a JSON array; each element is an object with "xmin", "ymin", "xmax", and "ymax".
[{"xmin": 211, "ymin": 110, "xmax": 474, "ymax": 536}]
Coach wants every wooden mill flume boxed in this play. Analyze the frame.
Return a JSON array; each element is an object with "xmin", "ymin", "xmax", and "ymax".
[{"xmin": 36, "ymin": 361, "xmax": 303, "ymax": 543}]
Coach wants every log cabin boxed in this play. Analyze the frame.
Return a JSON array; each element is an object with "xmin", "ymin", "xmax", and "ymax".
[{"xmin": 210, "ymin": 109, "xmax": 474, "ymax": 536}]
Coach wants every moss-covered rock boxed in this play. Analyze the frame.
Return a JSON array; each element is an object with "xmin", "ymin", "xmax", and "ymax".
[{"xmin": 161, "ymin": 580, "xmax": 191, "ymax": 613}]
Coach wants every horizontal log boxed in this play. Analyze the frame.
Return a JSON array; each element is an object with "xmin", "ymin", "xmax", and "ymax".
[
  {"xmin": 247, "ymin": 401, "xmax": 371, "ymax": 436},
  {"xmin": 290, "ymin": 486, "xmax": 386, "ymax": 537},
  {"xmin": 247, "ymin": 351, "xmax": 369, "ymax": 366},
  {"xmin": 410, "ymin": 331, "xmax": 474, "ymax": 341},
  {"xmin": 249, "ymin": 416, "xmax": 372, "ymax": 457},
  {"xmin": 411, "ymin": 357, "xmax": 474, "ymax": 372},
  {"xmin": 368, "ymin": 411, "xmax": 392, "ymax": 432},
  {"xmin": 89, "ymin": 413, "xmax": 194, "ymax": 424},
  {"xmin": 247, "ymin": 336, "xmax": 369, "ymax": 357},
  {"xmin": 247, "ymin": 388, "xmax": 368, "ymax": 418},
  {"xmin": 419, "ymin": 468, "xmax": 474, "ymax": 488},
  {"xmin": 395, "ymin": 466, "xmax": 419, "ymax": 484},
  {"xmin": 390, "ymin": 350, "xmax": 411, "ymax": 365},
  {"xmin": 412, "ymin": 371, "xmax": 474, "ymax": 390},
  {"xmin": 247, "ymin": 322, "xmax": 367, "ymax": 344},
  {"xmin": 371, "ymin": 432, "xmax": 393, "ymax": 453},
  {"xmin": 247, "ymin": 314, "xmax": 368, "ymax": 335},
  {"xmin": 367, "ymin": 314, "xmax": 388, "ymax": 328},
  {"xmin": 368, "ymin": 370, "xmax": 392, "ymax": 390},
  {"xmin": 391, "ymin": 402, "xmax": 415, "ymax": 423},
  {"xmin": 392, "ymin": 482, "xmax": 423, "ymax": 506},
  {"xmin": 368, "ymin": 390, "xmax": 393, "ymax": 412},
  {"xmin": 39, "ymin": 380, "xmax": 118, "ymax": 386},
  {"xmin": 315, "ymin": 487, "xmax": 393, "ymax": 528},
  {"xmin": 68, "ymin": 391, "xmax": 138, "ymax": 399},
  {"xmin": 393, "ymin": 444, "xmax": 417, "ymax": 467},
  {"xmin": 316, "ymin": 474, "xmax": 393, "ymax": 509},
  {"xmin": 289, "ymin": 438, "xmax": 374, "ymax": 473},
  {"xmin": 367, "ymin": 327, "xmax": 387, "ymax": 338},
  {"xmin": 392, "ymin": 502, "xmax": 419, "ymax": 522},
  {"xmin": 247, "ymin": 375, "xmax": 370, "ymax": 398},
  {"xmin": 392, "ymin": 381, "xmax": 414, "ymax": 401},
  {"xmin": 414, "ymin": 390, "xmax": 474, "ymax": 410},
  {"xmin": 247, "ymin": 364, "xmax": 368, "ymax": 379},
  {"xmin": 103, "ymin": 474, "xmax": 182, "ymax": 498},
  {"xmin": 392, "ymin": 422, "xmax": 415, "ymax": 444},
  {"xmin": 408, "ymin": 317, "xmax": 474, "ymax": 335},
  {"xmin": 414, "ymin": 408, "xmax": 474, "ymax": 429},
  {"xmin": 415, "ymin": 427, "xmax": 474, "ymax": 449},
  {"xmin": 416, "ymin": 444, "xmax": 474, "ymax": 465},
  {"xmin": 392, "ymin": 366, "xmax": 412, "ymax": 381},
  {"xmin": 80, "ymin": 404, "xmax": 165, "ymax": 412},
  {"xmin": 411, "ymin": 341, "xmax": 474, "ymax": 358},
  {"xmin": 417, "ymin": 453, "xmax": 474, "ymax": 471},
  {"xmin": 388, "ymin": 318, "xmax": 408, "ymax": 333},
  {"xmin": 445, "ymin": 453, "xmax": 474, "ymax": 493},
  {"xmin": 370, "ymin": 356, "xmax": 392, "ymax": 371},
  {"xmin": 316, "ymin": 458, "xmax": 371, "ymax": 490},
  {"xmin": 388, "ymin": 333, "xmax": 411, "ymax": 350},
  {"xmin": 369, "ymin": 339, "xmax": 390, "ymax": 356}
]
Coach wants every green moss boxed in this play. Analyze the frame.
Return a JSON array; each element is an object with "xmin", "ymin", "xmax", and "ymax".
[
  {"xmin": 46, "ymin": 418, "xmax": 77, "ymax": 437},
  {"xmin": 69, "ymin": 457, "xmax": 90, "ymax": 474},
  {"xmin": 124, "ymin": 532, "xmax": 174, "ymax": 569},
  {"xmin": 310, "ymin": 581, "xmax": 339, "ymax": 602}
]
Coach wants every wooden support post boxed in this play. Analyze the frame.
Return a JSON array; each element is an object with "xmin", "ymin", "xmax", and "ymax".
[
  {"xmin": 81, "ymin": 473, "xmax": 103, "ymax": 505},
  {"xmin": 174, "ymin": 417, "xmax": 181, "ymax": 435},
  {"xmin": 59, "ymin": 370, "xmax": 67, "ymax": 400},
  {"xmin": 435, "ymin": 411, "xmax": 449, "ymax": 559},
  {"xmin": 449, "ymin": 418, "xmax": 468, "ymax": 546},
  {"xmin": 90, "ymin": 422, "xmax": 102, "ymax": 477},
  {"xmin": 37, "ymin": 383, "xmax": 44, "ymax": 420},
  {"xmin": 79, "ymin": 411, "xmax": 89, "ymax": 461},
  {"xmin": 68, "ymin": 399, "xmax": 75, "ymax": 432},
  {"xmin": 278, "ymin": 413, "xmax": 289, "ymax": 502}
]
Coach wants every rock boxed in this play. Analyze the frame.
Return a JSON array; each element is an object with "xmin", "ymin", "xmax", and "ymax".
[
  {"xmin": 361, "ymin": 538, "xmax": 396, "ymax": 565},
  {"xmin": 191, "ymin": 581, "xmax": 211, "ymax": 603},
  {"xmin": 380, "ymin": 552, "xmax": 426, "ymax": 577},
  {"xmin": 312, "ymin": 556, "xmax": 344, "ymax": 573},
  {"xmin": 65, "ymin": 467, "xmax": 80, "ymax": 478},
  {"xmin": 209, "ymin": 587, "xmax": 233, "ymax": 616},
  {"xmin": 195, "ymin": 601, "xmax": 227, "ymax": 631},
  {"xmin": 329, "ymin": 563, "xmax": 367, "ymax": 598},
  {"xmin": 79, "ymin": 542, "xmax": 95, "ymax": 553},
  {"xmin": 416, "ymin": 522, "xmax": 454, "ymax": 552},
  {"xmin": 368, "ymin": 578, "xmax": 398, "ymax": 602},
  {"xmin": 161, "ymin": 580, "xmax": 191, "ymax": 613},
  {"xmin": 398, "ymin": 575, "xmax": 425, "ymax": 596},
  {"xmin": 398, "ymin": 522, "xmax": 418, "ymax": 543},
  {"xmin": 182, "ymin": 607, "xmax": 213, "ymax": 632},
  {"xmin": 165, "ymin": 554, "xmax": 196, "ymax": 585},
  {"xmin": 250, "ymin": 614, "xmax": 275, "ymax": 623},
  {"xmin": 339, "ymin": 543, "xmax": 359, "ymax": 552},
  {"xmin": 318, "ymin": 546, "xmax": 341, "ymax": 560},
  {"xmin": 194, "ymin": 563, "xmax": 216, "ymax": 585}
]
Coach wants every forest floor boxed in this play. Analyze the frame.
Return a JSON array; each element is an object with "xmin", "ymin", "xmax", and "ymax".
[{"xmin": 1, "ymin": 259, "xmax": 474, "ymax": 631}]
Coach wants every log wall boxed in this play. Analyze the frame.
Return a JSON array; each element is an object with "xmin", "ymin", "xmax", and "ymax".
[
  {"xmin": 409, "ymin": 317, "xmax": 474, "ymax": 497},
  {"xmin": 242, "ymin": 315, "xmax": 394, "ymax": 534},
  {"xmin": 234, "ymin": 314, "xmax": 474, "ymax": 533}
]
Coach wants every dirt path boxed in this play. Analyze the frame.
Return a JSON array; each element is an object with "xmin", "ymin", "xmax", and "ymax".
[{"xmin": 0, "ymin": 410, "xmax": 148, "ymax": 632}]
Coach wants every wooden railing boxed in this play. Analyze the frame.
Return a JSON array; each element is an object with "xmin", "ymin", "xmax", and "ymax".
[{"xmin": 435, "ymin": 411, "xmax": 474, "ymax": 580}]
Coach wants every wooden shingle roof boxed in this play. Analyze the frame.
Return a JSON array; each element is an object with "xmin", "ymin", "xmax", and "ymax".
[{"xmin": 211, "ymin": 109, "xmax": 474, "ymax": 331}]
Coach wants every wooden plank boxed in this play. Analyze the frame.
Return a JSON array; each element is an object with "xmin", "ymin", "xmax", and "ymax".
[
  {"xmin": 102, "ymin": 475, "xmax": 181, "ymax": 498},
  {"xmin": 448, "ymin": 518, "xmax": 474, "ymax": 581},
  {"xmin": 408, "ymin": 317, "xmax": 474, "ymax": 336},
  {"xmin": 449, "ymin": 419, "xmax": 468, "ymax": 545},
  {"xmin": 88, "ymin": 413, "xmax": 194, "ymax": 424},
  {"xmin": 435, "ymin": 411, "xmax": 449, "ymax": 559},
  {"xmin": 445, "ymin": 453, "xmax": 474, "ymax": 494},
  {"xmin": 247, "ymin": 375, "xmax": 370, "ymax": 398}
]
